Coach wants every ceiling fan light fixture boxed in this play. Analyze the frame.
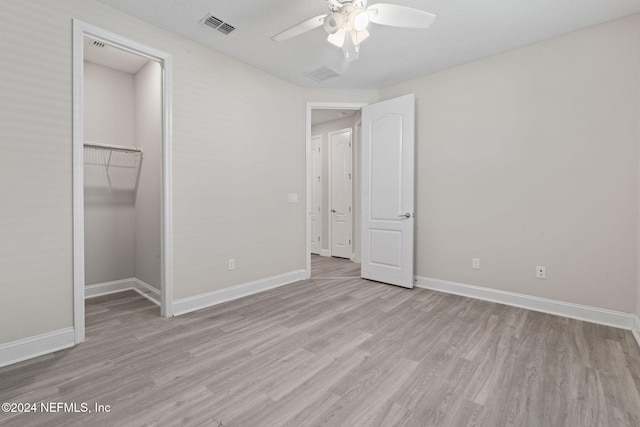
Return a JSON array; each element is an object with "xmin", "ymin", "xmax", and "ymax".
[
  {"xmin": 342, "ymin": 35, "xmax": 360, "ymax": 62},
  {"xmin": 272, "ymin": 0, "xmax": 436, "ymax": 64},
  {"xmin": 352, "ymin": 29, "xmax": 369, "ymax": 45},
  {"xmin": 351, "ymin": 10, "xmax": 370, "ymax": 32},
  {"xmin": 323, "ymin": 12, "xmax": 344, "ymax": 35},
  {"xmin": 327, "ymin": 30, "xmax": 346, "ymax": 48}
]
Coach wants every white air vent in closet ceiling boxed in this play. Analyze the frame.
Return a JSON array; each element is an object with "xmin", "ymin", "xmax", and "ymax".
[
  {"xmin": 88, "ymin": 39, "xmax": 106, "ymax": 49},
  {"xmin": 304, "ymin": 66, "xmax": 341, "ymax": 83},
  {"xmin": 201, "ymin": 13, "xmax": 236, "ymax": 35}
]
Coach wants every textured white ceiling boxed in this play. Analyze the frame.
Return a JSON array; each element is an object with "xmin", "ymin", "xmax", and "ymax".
[
  {"xmin": 97, "ymin": 0, "xmax": 640, "ymax": 89},
  {"xmin": 312, "ymin": 109, "xmax": 357, "ymax": 126},
  {"xmin": 84, "ymin": 37, "xmax": 150, "ymax": 74}
]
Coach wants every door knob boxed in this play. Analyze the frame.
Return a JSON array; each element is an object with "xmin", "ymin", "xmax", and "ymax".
[
  {"xmin": 331, "ymin": 209, "xmax": 337, "ymax": 213},
  {"xmin": 398, "ymin": 212, "xmax": 412, "ymax": 219}
]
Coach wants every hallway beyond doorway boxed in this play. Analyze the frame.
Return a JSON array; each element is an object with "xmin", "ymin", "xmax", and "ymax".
[{"xmin": 311, "ymin": 254, "xmax": 360, "ymax": 279}]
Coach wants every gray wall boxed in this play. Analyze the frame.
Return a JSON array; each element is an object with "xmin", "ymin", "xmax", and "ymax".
[
  {"xmin": 134, "ymin": 61, "xmax": 162, "ymax": 290},
  {"xmin": 84, "ymin": 59, "xmax": 162, "ymax": 291},
  {"xmin": 83, "ymin": 62, "xmax": 136, "ymax": 285},
  {"xmin": 381, "ymin": 14, "xmax": 640, "ymax": 312}
]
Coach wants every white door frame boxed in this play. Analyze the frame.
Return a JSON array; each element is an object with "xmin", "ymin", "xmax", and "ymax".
[
  {"xmin": 353, "ymin": 117, "xmax": 362, "ymax": 263},
  {"xmin": 305, "ymin": 102, "xmax": 366, "ymax": 278},
  {"xmin": 310, "ymin": 135, "xmax": 322, "ymax": 255},
  {"xmin": 72, "ymin": 20, "xmax": 174, "ymax": 344}
]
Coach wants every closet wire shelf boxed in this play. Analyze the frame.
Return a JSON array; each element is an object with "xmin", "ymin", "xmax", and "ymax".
[{"xmin": 84, "ymin": 142, "xmax": 143, "ymax": 191}]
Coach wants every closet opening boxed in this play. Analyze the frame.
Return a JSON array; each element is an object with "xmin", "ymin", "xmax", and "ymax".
[
  {"xmin": 73, "ymin": 21, "xmax": 173, "ymax": 344},
  {"xmin": 306, "ymin": 103, "xmax": 366, "ymax": 277}
]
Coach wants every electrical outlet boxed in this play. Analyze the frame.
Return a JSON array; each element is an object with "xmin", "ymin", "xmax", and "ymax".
[
  {"xmin": 472, "ymin": 258, "xmax": 480, "ymax": 270},
  {"xmin": 228, "ymin": 258, "xmax": 235, "ymax": 271},
  {"xmin": 536, "ymin": 266, "xmax": 546, "ymax": 279}
]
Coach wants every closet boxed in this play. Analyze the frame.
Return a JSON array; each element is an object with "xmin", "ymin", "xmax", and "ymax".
[{"xmin": 83, "ymin": 37, "xmax": 162, "ymax": 308}]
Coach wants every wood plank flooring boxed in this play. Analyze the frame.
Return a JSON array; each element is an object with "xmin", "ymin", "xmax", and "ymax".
[{"xmin": 1, "ymin": 255, "xmax": 639, "ymax": 426}]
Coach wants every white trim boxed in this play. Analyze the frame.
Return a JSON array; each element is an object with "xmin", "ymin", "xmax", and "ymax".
[
  {"xmin": 0, "ymin": 328, "xmax": 75, "ymax": 369},
  {"xmin": 415, "ymin": 276, "xmax": 637, "ymax": 331},
  {"xmin": 161, "ymin": 54, "xmax": 174, "ymax": 318},
  {"xmin": 352, "ymin": 117, "xmax": 362, "ymax": 264},
  {"xmin": 306, "ymin": 102, "xmax": 366, "ymax": 279},
  {"xmin": 85, "ymin": 278, "xmax": 136, "ymax": 298},
  {"xmin": 134, "ymin": 279, "xmax": 162, "ymax": 306},
  {"xmin": 72, "ymin": 19, "xmax": 86, "ymax": 345},
  {"xmin": 173, "ymin": 270, "xmax": 307, "ymax": 316},
  {"xmin": 320, "ymin": 249, "xmax": 331, "ymax": 257},
  {"xmin": 310, "ymin": 134, "xmax": 323, "ymax": 258},
  {"xmin": 73, "ymin": 20, "xmax": 174, "ymax": 345},
  {"xmin": 633, "ymin": 315, "xmax": 640, "ymax": 347},
  {"xmin": 85, "ymin": 278, "xmax": 161, "ymax": 306}
]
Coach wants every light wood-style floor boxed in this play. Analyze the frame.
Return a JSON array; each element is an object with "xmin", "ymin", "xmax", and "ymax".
[{"xmin": 1, "ymin": 255, "xmax": 640, "ymax": 426}]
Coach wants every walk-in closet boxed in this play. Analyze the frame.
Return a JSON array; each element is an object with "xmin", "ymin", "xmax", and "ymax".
[{"xmin": 83, "ymin": 37, "xmax": 162, "ymax": 309}]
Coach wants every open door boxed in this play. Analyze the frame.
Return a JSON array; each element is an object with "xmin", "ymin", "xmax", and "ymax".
[
  {"xmin": 361, "ymin": 94, "xmax": 415, "ymax": 288},
  {"xmin": 329, "ymin": 128, "xmax": 353, "ymax": 259}
]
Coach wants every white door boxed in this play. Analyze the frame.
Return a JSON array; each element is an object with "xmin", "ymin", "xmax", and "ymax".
[
  {"xmin": 310, "ymin": 136, "xmax": 322, "ymax": 255},
  {"xmin": 329, "ymin": 128, "xmax": 352, "ymax": 259},
  {"xmin": 361, "ymin": 94, "xmax": 415, "ymax": 288}
]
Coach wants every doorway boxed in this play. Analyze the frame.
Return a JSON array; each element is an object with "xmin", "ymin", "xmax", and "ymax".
[
  {"xmin": 72, "ymin": 20, "xmax": 173, "ymax": 344},
  {"xmin": 305, "ymin": 102, "xmax": 366, "ymax": 277},
  {"xmin": 306, "ymin": 96, "xmax": 416, "ymax": 287}
]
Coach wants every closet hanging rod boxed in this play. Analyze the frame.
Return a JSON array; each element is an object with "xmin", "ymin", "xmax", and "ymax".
[{"xmin": 84, "ymin": 142, "xmax": 143, "ymax": 154}]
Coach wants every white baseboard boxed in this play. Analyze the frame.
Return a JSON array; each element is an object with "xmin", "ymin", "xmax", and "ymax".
[
  {"xmin": 633, "ymin": 315, "xmax": 640, "ymax": 347},
  {"xmin": 173, "ymin": 270, "xmax": 307, "ymax": 316},
  {"xmin": 0, "ymin": 328, "xmax": 75, "ymax": 369},
  {"xmin": 85, "ymin": 278, "xmax": 136, "ymax": 298},
  {"xmin": 415, "ymin": 276, "xmax": 637, "ymax": 332},
  {"xmin": 86, "ymin": 277, "xmax": 161, "ymax": 306},
  {"xmin": 133, "ymin": 279, "xmax": 161, "ymax": 306},
  {"xmin": 320, "ymin": 249, "xmax": 331, "ymax": 257}
]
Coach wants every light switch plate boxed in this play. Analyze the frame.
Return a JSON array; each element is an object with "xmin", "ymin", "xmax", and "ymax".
[{"xmin": 288, "ymin": 193, "xmax": 298, "ymax": 203}]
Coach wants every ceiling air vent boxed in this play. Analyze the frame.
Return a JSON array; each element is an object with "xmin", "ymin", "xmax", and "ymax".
[
  {"xmin": 87, "ymin": 39, "xmax": 106, "ymax": 49},
  {"xmin": 218, "ymin": 23, "xmax": 236, "ymax": 35},
  {"xmin": 304, "ymin": 66, "xmax": 341, "ymax": 83},
  {"xmin": 201, "ymin": 13, "xmax": 236, "ymax": 35}
]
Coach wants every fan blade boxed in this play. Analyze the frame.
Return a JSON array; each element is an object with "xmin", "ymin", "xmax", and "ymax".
[
  {"xmin": 366, "ymin": 4, "xmax": 436, "ymax": 28},
  {"xmin": 272, "ymin": 15, "xmax": 327, "ymax": 42}
]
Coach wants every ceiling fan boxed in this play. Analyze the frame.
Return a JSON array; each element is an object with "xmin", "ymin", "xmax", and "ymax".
[{"xmin": 272, "ymin": 0, "xmax": 436, "ymax": 62}]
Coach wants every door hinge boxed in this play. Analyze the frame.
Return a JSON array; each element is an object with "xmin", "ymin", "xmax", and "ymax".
[
  {"xmin": 349, "ymin": 206, "xmax": 351, "ymax": 212},
  {"xmin": 348, "ymin": 173, "xmax": 351, "ymax": 180},
  {"xmin": 349, "ymin": 239, "xmax": 351, "ymax": 245},
  {"xmin": 318, "ymin": 236, "xmax": 321, "ymax": 242}
]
